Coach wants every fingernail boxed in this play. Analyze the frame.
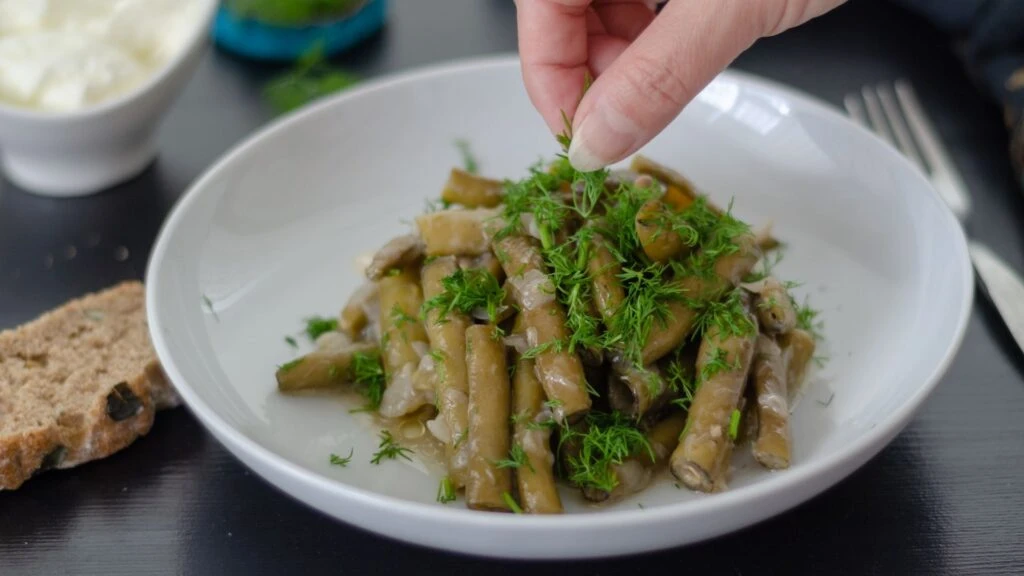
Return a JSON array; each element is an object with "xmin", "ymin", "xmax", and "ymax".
[{"xmin": 568, "ymin": 104, "xmax": 639, "ymax": 172}]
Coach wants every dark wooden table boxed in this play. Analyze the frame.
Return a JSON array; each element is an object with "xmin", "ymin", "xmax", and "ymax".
[{"xmin": 3, "ymin": 1, "xmax": 1023, "ymax": 574}]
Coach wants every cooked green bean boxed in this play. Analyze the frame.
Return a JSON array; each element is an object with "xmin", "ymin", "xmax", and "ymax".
[
  {"xmin": 779, "ymin": 328, "xmax": 816, "ymax": 399},
  {"xmin": 630, "ymin": 155, "xmax": 701, "ymax": 210},
  {"xmin": 587, "ymin": 232, "xmax": 625, "ymax": 323},
  {"xmin": 458, "ymin": 250, "xmax": 506, "ymax": 284},
  {"xmin": 378, "ymin": 268, "xmax": 430, "ymax": 376},
  {"xmin": 465, "ymin": 324, "xmax": 513, "ymax": 512},
  {"xmin": 421, "ymin": 257, "xmax": 472, "ymax": 487},
  {"xmin": 442, "ymin": 168, "xmax": 504, "ymax": 208},
  {"xmin": 416, "ymin": 208, "xmax": 500, "ymax": 256},
  {"xmin": 365, "ymin": 234, "xmax": 425, "ymax": 281},
  {"xmin": 644, "ymin": 411, "xmax": 688, "ymax": 468},
  {"xmin": 495, "ymin": 235, "xmax": 591, "ymax": 423},
  {"xmin": 671, "ymin": 305, "xmax": 758, "ymax": 493},
  {"xmin": 751, "ymin": 335, "xmax": 791, "ymax": 469},
  {"xmin": 607, "ymin": 357, "xmax": 670, "ymax": 420},
  {"xmin": 631, "ymin": 154, "xmax": 780, "ymax": 249},
  {"xmin": 750, "ymin": 276, "xmax": 797, "ymax": 334},
  {"xmin": 275, "ymin": 342, "xmax": 378, "ymax": 391},
  {"xmin": 636, "ymin": 199, "xmax": 687, "ymax": 263},
  {"xmin": 641, "ymin": 233, "xmax": 760, "ymax": 364},
  {"xmin": 338, "ymin": 282, "xmax": 377, "ymax": 339},
  {"xmin": 279, "ymin": 152, "xmax": 826, "ymax": 510},
  {"xmin": 512, "ymin": 353, "xmax": 563, "ymax": 514}
]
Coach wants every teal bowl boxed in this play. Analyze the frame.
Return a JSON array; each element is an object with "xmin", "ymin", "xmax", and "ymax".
[{"xmin": 213, "ymin": 0, "xmax": 387, "ymax": 61}]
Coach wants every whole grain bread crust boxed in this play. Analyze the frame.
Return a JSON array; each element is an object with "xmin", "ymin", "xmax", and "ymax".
[{"xmin": 0, "ymin": 281, "xmax": 178, "ymax": 490}]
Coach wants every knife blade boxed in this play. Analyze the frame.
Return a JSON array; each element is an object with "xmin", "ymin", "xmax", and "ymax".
[{"xmin": 968, "ymin": 241, "xmax": 1024, "ymax": 355}]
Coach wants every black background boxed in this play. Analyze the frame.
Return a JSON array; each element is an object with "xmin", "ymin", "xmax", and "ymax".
[{"xmin": 2, "ymin": 1, "xmax": 1023, "ymax": 574}]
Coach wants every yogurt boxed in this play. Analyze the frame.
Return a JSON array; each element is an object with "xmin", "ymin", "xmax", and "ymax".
[{"xmin": 0, "ymin": 0, "xmax": 206, "ymax": 112}]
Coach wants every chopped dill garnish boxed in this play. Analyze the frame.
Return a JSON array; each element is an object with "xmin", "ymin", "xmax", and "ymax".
[
  {"xmin": 796, "ymin": 299, "xmax": 824, "ymax": 340},
  {"xmin": 329, "ymin": 448, "xmax": 354, "ymax": 467},
  {"xmin": 369, "ymin": 430, "xmax": 414, "ymax": 465},
  {"xmin": 609, "ymin": 262, "xmax": 685, "ymax": 362},
  {"xmin": 428, "ymin": 349, "xmax": 447, "ymax": 383},
  {"xmin": 692, "ymin": 289, "xmax": 756, "ymax": 341},
  {"xmin": 454, "ymin": 139, "xmax": 479, "ymax": 174},
  {"xmin": 494, "ymin": 443, "xmax": 534, "ymax": 472},
  {"xmin": 543, "ymin": 231, "xmax": 603, "ymax": 354},
  {"xmin": 503, "ymin": 492, "xmax": 524, "ymax": 514},
  {"xmin": 350, "ymin": 352, "xmax": 385, "ymax": 412},
  {"xmin": 699, "ymin": 347, "xmax": 738, "ymax": 383},
  {"xmin": 523, "ymin": 339, "xmax": 564, "ymax": 359},
  {"xmin": 559, "ymin": 411, "xmax": 654, "ymax": 494},
  {"xmin": 424, "ymin": 197, "xmax": 453, "ymax": 213},
  {"xmin": 422, "ymin": 268, "xmax": 506, "ymax": 324},
  {"xmin": 666, "ymin": 358, "xmax": 697, "ymax": 410},
  {"xmin": 278, "ymin": 357, "xmax": 303, "ymax": 373},
  {"xmin": 304, "ymin": 316, "xmax": 338, "ymax": 340},
  {"xmin": 437, "ymin": 476, "xmax": 457, "ymax": 503},
  {"xmin": 284, "ymin": 335, "xmax": 298, "ymax": 348},
  {"xmin": 728, "ymin": 409, "xmax": 741, "ymax": 440},
  {"xmin": 390, "ymin": 305, "xmax": 418, "ymax": 328}
]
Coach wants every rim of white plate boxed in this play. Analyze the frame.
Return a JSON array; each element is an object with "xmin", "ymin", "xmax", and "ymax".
[{"xmin": 146, "ymin": 53, "xmax": 974, "ymax": 533}]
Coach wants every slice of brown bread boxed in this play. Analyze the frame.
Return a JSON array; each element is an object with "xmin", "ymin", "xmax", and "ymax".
[{"xmin": 0, "ymin": 281, "xmax": 179, "ymax": 490}]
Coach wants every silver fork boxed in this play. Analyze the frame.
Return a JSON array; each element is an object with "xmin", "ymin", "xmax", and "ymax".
[{"xmin": 845, "ymin": 81, "xmax": 1024, "ymax": 355}]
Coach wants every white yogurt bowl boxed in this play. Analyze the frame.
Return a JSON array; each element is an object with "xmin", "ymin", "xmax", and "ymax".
[{"xmin": 0, "ymin": 0, "xmax": 218, "ymax": 197}]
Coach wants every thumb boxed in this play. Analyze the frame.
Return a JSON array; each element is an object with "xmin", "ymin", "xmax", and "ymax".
[{"xmin": 568, "ymin": 0, "xmax": 845, "ymax": 171}]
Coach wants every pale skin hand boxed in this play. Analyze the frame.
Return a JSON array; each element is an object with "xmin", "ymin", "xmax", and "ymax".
[{"xmin": 515, "ymin": 0, "xmax": 847, "ymax": 171}]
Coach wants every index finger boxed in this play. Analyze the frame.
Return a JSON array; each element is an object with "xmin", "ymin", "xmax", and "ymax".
[{"xmin": 515, "ymin": 0, "xmax": 593, "ymax": 134}]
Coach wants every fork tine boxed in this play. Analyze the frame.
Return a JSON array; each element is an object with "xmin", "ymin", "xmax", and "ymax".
[
  {"xmin": 876, "ymin": 84, "xmax": 927, "ymax": 172},
  {"xmin": 894, "ymin": 81, "xmax": 961, "ymax": 178},
  {"xmin": 861, "ymin": 86, "xmax": 895, "ymax": 147},
  {"xmin": 844, "ymin": 94, "xmax": 869, "ymax": 129},
  {"xmin": 894, "ymin": 79, "xmax": 972, "ymax": 218}
]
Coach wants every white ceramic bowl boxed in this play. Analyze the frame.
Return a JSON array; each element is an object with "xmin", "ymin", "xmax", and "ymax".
[
  {"xmin": 0, "ymin": 0, "xmax": 218, "ymax": 197},
  {"xmin": 146, "ymin": 55, "xmax": 973, "ymax": 559}
]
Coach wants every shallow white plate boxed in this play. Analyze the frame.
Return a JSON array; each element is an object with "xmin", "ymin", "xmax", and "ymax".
[{"xmin": 146, "ymin": 55, "xmax": 973, "ymax": 559}]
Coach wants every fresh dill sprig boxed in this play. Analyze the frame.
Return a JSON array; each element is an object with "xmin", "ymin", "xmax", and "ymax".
[
  {"xmin": 284, "ymin": 335, "xmax": 298, "ymax": 349},
  {"xmin": 369, "ymin": 430, "xmax": 414, "ymax": 465},
  {"xmin": 437, "ymin": 476, "xmax": 457, "ymax": 504},
  {"xmin": 329, "ymin": 448, "xmax": 354, "ymax": 467},
  {"xmin": 559, "ymin": 411, "xmax": 654, "ymax": 494},
  {"xmin": 454, "ymin": 139, "xmax": 479, "ymax": 174},
  {"xmin": 350, "ymin": 352, "xmax": 385, "ymax": 412},
  {"xmin": 494, "ymin": 443, "xmax": 534, "ymax": 472},
  {"xmin": 304, "ymin": 315, "xmax": 338, "ymax": 340},
  {"xmin": 278, "ymin": 357, "xmax": 303, "ymax": 373},
  {"xmin": 422, "ymin": 268, "xmax": 506, "ymax": 324}
]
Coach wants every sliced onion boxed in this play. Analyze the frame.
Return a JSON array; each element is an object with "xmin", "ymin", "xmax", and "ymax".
[
  {"xmin": 509, "ymin": 269, "xmax": 556, "ymax": 311},
  {"xmin": 315, "ymin": 331, "xmax": 352, "ymax": 353},
  {"xmin": 503, "ymin": 333, "xmax": 529, "ymax": 354},
  {"xmin": 379, "ymin": 363, "xmax": 431, "ymax": 419},
  {"xmin": 426, "ymin": 418, "xmax": 451, "ymax": 444}
]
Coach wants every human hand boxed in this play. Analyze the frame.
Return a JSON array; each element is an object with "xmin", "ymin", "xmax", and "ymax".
[{"xmin": 515, "ymin": 0, "xmax": 846, "ymax": 170}]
